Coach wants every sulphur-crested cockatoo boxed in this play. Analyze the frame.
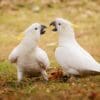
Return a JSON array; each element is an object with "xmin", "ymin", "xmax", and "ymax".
[
  {"xmin": 9, "ymin": 23, "xmax": 50, "ymax": 82},
  {"xmin": 50, "ymin": 18, "xmax": 100, "ymax": 77}
]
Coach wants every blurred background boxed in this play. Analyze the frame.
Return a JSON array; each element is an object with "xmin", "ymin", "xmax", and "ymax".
[
  {"xmin": 0, "ymin": 0, "xmax": 100, "ymax": 65},
  {"xmin": 0, "ymin": 0, "xmax": 100, "ymax": 99}
]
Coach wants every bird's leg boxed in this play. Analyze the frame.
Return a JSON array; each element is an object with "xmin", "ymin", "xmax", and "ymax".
[
  {"xmin": 62, "ymin": 70, "xmax": 71, "ymax": 82},
  {"xmin": 41, "ymin": 69, "xmax": 48, "ymax": 81},
  {"xmin": 17, "ymin": 66, "xmax": 23, "ymax": 82},
  {"xmin": 62, "ymin": 75, "xmax": 71, "ymax": 82},
  {"xmin": 38, "ymin": 62, "xmax": 48, "ymax": 81},
  {"xmin": 63, "ymin": 68, "xmax": 79, "ymax": 82}
]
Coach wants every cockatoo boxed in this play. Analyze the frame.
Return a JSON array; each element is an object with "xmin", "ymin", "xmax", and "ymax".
[
  {"xmin": 50, "ymin": 18, "xmax": 100, "ymax": 77},
  {"xmin": 9, "ymin": 23, "xmax": 50, "ymax": 82}
]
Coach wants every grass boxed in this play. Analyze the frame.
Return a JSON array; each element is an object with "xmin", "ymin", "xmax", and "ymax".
[{"xmin": 0, "ymin": 0, "xmax": 100, "ymax": 99}]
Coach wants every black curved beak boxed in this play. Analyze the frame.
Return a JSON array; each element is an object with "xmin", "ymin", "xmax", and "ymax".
[
  {"xmin": 40, "ymin": 25, "xmax": 47, "ymax": 35},
  {"xmin": 50, "ymin": 21, "xmax": 57, "ymax": 31}
]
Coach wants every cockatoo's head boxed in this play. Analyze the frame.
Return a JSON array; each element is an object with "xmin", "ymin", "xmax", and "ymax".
[
  {"xmin": 50, "ymin": 18, "xmax": 75, "ymax": 37},
  {"xmin": 17, "ymin": 23, "xmax": 46, "ymax": 41},
  {"xmin": 24, "ymin": 23, "xmax": 46, "ymax": 39}
]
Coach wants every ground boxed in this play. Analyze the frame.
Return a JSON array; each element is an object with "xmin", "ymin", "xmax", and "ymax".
[{"xmin": 0, "ymin": 0, "xmax": 100, "ymax": 100}]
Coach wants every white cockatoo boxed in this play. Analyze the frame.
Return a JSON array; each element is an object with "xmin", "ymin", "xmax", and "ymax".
[
  {"xmin": 50, "ymin": 18, "xmax": 100, "ymax": 77},
  {"xmin": 9, "ymin": 23, "xmax": 50, "ymax": 82}
]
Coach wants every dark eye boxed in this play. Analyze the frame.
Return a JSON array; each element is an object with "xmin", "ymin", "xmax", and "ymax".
[
  {"xmin": 58, "ymin": 23, "xmax": 61, "ymax": 25},
  {"xmin": 35, "ymin": 27, "xmax": 38, "ymax": 30}
]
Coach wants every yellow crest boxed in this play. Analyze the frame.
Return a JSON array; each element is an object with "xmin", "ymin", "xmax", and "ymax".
[
  {"xmin": 71, "ymin": 23, "xmax": 79, "ymax": 28},
  {"xmin": 16, "ymin": 33, "xmax": 24, "ymax": 41}
]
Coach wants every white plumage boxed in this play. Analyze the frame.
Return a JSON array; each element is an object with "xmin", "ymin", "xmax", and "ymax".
[
  {"xmin": 50, "ymin": 18, "xmax": 100, "ymax": 75},
  {"xmin": 9, "ymin": 23, "xmax": 50, "ymax": 82}
]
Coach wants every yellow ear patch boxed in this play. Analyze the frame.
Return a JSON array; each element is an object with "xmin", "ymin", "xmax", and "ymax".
[{"xmin": 16, "ymin": 33, "xmax": 24, "ymax": 41}]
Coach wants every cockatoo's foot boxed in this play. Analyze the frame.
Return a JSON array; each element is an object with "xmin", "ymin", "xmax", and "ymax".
[
  {"xmin": 61, "ymin": 75, "xmax": 70, "ymax": 82},
  {"xmin": 41, "ymin": 69, "xmax": 48, "ymax": 81}
]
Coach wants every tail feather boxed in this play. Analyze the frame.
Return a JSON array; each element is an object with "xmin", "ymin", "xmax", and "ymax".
[{"xmin": 91, "ymin": 64, "xmax": 100, "ymax": 72}]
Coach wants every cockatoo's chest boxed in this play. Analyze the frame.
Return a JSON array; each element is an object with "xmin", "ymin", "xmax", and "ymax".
[
  {"xmin": 17, "ymin": 52, "xmax": 40, "ymax": 70},
  {"xmin": 55, "ymin": 45, "xmax": 75, "ymax": 68}
]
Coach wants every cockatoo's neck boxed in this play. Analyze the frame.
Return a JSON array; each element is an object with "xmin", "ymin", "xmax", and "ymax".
[
  {"xmin": 21, "ymin": 35, "xmax": 38, "ymax": 49},
  {"xmin": 58, "ymin": 31, "xmax": 76, "ymax": 47}
]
